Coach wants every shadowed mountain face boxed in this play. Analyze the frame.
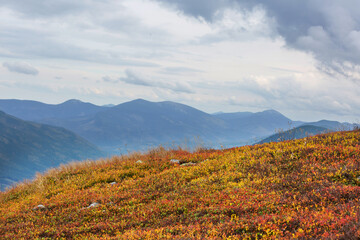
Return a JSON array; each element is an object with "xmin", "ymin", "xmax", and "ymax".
[
  {"xmin": 257, "ymin": 125, "xmax": 330, "ymax": 144},
  {"xmin": 0, "ymin": 111, "xmax": 104, "ymax": 191}
]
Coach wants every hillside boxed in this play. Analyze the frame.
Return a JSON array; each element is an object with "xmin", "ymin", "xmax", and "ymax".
[
  {"xmin": 257, "ymin": 125, "xmax": 330, "ymax": 144},
  {"xmin": 1, "ymin": 130, "xmax": 360, "ymax": 239},
  {"xmin": 0, "ymin": 111, "xmax": 104, "ymax": 191}
]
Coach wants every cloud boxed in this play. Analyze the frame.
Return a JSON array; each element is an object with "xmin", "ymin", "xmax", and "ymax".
[
  {"xmin": 3, "ymin": 61, "xmax": 39, "ymax": 75},
  {"xmin": 102, "ymin": 76, "xmax": 119, "ymax": 84},
  {"xmin": 155, "ymin": 0, "xmax": 234, "ymax": 21},
  {"xmin": 161, "ymin": 66, "xmax": 203, "ymax": 75},
  {"xmin": 0, "ymin": 0, "xmax": 96, "ymax": 18},
  {"xmin": 229, "ymin": 74, "xmax": 360, "ymax": 116},
  {"xmin": 106, "ymin": 69, "xmax": 195, "ymax": 94},
  {"xmin": 0, "ymin": 2, "xmax": 163, "ymax": 67},
  {"xmin": 1, "ymin": 0, "xmax": 359, "ymax": 122},
  {"xmin": 155, "ymin": 0, "xmax": 360, "ymax": 78},
  {"xmin": 0, "ymin": 27, "xmax": 159, "ymax": 67},
  {"xmin": 119, "ymin": 70, "xmax": 154, "ymax": 87}
]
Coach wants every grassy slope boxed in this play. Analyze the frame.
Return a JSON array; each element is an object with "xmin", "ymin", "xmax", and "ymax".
[{"xmin": 1, "ymin": 130, "xmax": 360, "ymax": 239}]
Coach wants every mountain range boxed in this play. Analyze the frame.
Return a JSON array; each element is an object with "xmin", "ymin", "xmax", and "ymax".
[
  {"xmin": 0, "ymin": 99, "xmax": 356, "ymax": 151},
  {"xmin": 0, "ymin": 98, "xmax": 357, "ymax": 190},
  {"xmin": 0, "ymin": 99, "xmax": 305, "ymax": 152},
  {"xmin": 0, "ymin": 110, "xmax": 104, "ymax": 191}
]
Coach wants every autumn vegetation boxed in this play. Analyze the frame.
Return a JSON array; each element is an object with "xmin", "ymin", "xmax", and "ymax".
[{"xmin": 1, "ymin": 130, "xmax": 360, "ymax": 239}]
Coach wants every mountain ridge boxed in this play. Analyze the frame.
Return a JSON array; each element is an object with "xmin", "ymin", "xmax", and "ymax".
[
  {"xmin": 0, "ymin": 98, "xmax": 357, "ymax": 153},
  {"xmin": 0, "ymin": 111, "xmax": 104, "ymax": 191}
]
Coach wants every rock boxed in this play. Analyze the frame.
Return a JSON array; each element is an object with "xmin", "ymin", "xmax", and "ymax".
[
  {"xmin": 136, "ymin": 160, "xmax": 143, "ymax": 164},
  {"xmin": 109, "ymin": 182, "xmax": 117, "ymax": 185},
  {"xmin": 79, "ymin": 202, "xmax": 101, "ymax": 211},
  {"xmin": 180, "ymin": 162, "xmax": 197, "ymax": 167},
  {"xmin": 170, "ymin": 159, "xmax": 180, "ymax": 164},
  {"xmin": 33, "ymin": 205, "xmax": 46, "ymax": 211},
  {"xmin": 87, "ymin": 202, "xmax": 100, "ymax": 208},
  {"xmin": 201, "ymin": 159, "xmax": 210, "ymax": 163}
]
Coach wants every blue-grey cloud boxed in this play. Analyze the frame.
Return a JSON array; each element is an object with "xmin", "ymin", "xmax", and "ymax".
[
  {"xmin": 106, "ymin": 69, "xmax": 195, "ymax": 94},
  {"xmin": 119, "ymin": 70, "xmax": 154, "ymax": 87},
  {"xmin": 155, "ymin": 0, "xmax": 360, "ymax": 79},
  {"xmin": 102, "ymin": 76, "xmax": 119, "ymax": 84},
  {"xmin": 0, "ymin": 27, "xmax": 159, "ymax": 67},
  {"xmin": 0, "ymin": 0, "xmax": 97, "ymax": 18},
  {"xmin": 156, "ymin": 0, "xmax": 234, "ymax": 20},
  {"xmin": 3, "ymin": 61, "xmax": 39, "ymax": 75},
  {"xmin": 0, "ymin": 1, "xmax": 163, "ymax": 67}
]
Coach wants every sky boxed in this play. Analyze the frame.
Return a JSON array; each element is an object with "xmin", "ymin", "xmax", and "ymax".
[{"xmin": 1, "ymin": 0, "xmax": 360, "ymax": 122}]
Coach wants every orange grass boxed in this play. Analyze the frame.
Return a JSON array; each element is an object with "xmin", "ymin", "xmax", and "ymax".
[{"xmin": 1, "ymin": 131, "xmax": 360, "ymax": 239}]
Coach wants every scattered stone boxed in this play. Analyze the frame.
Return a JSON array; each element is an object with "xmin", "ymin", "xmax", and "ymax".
[
  {"xmin": 33, "ymin": 205, "xmax": 46, "ymax": 211},
  {"xmin": 136, "ymin": 160, "xmax": 144, "ymax": 164},
  {"xmin": 87, "ymin": 202, "xmax": 100, "ymax": 208},
  {"xmin": 180, "ymin": 162, "xmax": 197, "ymax": 167},
  {"xmin": 170, "ymin": 159, "xmax": 180, "ymax": 164},
  {"xmin": 109, "ymin": 182, "xmax": 117, "ymax": 186}
]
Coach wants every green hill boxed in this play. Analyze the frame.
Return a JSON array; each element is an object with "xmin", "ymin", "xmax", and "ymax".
[{"xmin": 0, "ymin": 111, "xmax": 104, "ymax": 191}]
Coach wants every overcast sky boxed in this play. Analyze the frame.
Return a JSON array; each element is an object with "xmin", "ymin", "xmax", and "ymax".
[{"xmin": 1, "ymin": 0, "xmax": 360, "ymax": 122}]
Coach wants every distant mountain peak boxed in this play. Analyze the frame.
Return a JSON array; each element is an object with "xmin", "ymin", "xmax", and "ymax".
[
  {"xmin": 132, "ymin": 98, "xmax": 149, "ymax": 103},
  {"xmin": 261, "ymin": 109, "xmax": 281, "ymax": 114},
  {"xmin": 114, "ymin": 99, "xmax": 151, "ymax": 108},
  {"xmin": 61, "ymin": 99, "xmax": 84, "ymax": 104}
]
